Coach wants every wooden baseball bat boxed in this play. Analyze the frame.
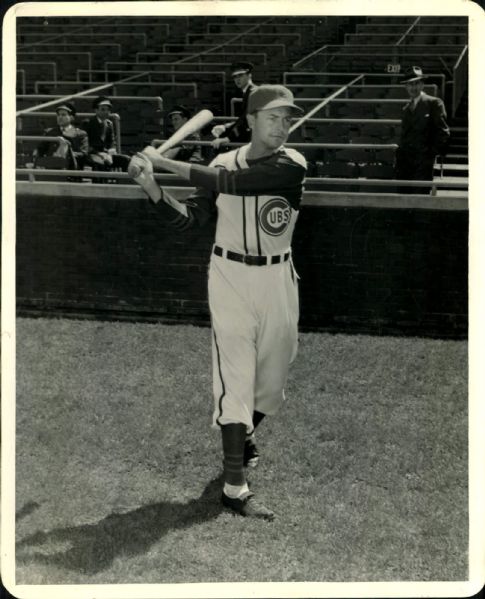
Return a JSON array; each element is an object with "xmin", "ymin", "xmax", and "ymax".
[
  {"xmin": 129, "ymin": 109, "xmax": 214, "ymax": 178},
  {"xmin": 156, "ymin": 108, "xmax": 214, "ymax": 155}
]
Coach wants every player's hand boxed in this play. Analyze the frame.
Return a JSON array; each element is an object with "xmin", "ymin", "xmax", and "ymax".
[
  {"xmin": 211, "ymin": 124, "xmax": 226, "ymax": 138},
  {"xmin": 128, "ymin": 153, "xmax": 153, "ymax": 178},
  {"xmin": 211, "ymin": 137, "xmax": 229, "ymax": 150},
  {"xmin": 140, "ymin": 145, "xmax": 167, "ymax": 170}
]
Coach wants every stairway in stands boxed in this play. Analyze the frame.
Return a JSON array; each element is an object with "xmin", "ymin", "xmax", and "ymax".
[{"xmin": 434, "ymin": 92, "xmax": 468, "ymax": 196}]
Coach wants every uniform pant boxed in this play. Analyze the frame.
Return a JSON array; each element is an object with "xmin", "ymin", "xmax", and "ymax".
[{"xmin": 208, "ymin": 254, "xmax": 299, "ymax": 433}]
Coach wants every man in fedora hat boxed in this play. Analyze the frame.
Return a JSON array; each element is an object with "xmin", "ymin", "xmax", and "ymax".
[
  {"xmin": 394, "ymin": 66, "xmax": 450, "ymax": 194},
  {"xmin": 34, "ymin": 102, "xmax": 89, "ymax": 170},
  {"xmin": 129, "ymin": 85, "xmax": 307, "ymax": 520},
  {"xmin": 211, "ymin": 62, "xmax": 258, "ymax": 150},
  {"xmin": 82, "ymin": 96, "xmax": 130, "ymax": 172}
]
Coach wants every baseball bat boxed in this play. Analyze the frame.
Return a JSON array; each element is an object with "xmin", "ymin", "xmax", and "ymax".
[
  {"xmin": 129, "ymin": 109, "xmax": 214, "ymax": 177},
  {"xmin": 155, "ymin": 108, "xmax": 214, "ymax": 155}
]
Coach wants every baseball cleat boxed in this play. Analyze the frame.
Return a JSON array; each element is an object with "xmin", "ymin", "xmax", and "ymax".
[
  {"xmin": 222, "ymin": 491, "xmax": 275, "ymax": 520},
  {"xmin": 243, "ymin": 438, "xmax": 260, "ymax": 468}
]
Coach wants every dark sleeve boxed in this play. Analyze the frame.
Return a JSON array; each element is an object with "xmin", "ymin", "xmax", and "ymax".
[
  {"xmin": 36, "ymin": 128, "xmax": 54, "ymax": 157},
  {"xmin": 72, "ymin": 131, "xmax": 89, "ymax": 158},
  {"xmin": 189, "ymin": 155, "xmax": 306, "ymax": 196},
  {"xmin": 430, "ymin": 98, "xmax": 450, "ymax": 156},
  {"xmin": 149, "ymin": 185, "xmax": 217, "ymax": 232}
]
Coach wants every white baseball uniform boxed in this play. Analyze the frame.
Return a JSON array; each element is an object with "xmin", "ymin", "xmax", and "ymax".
[{"xmin": 150, "ymin": 143, "xmax": 307, "ymax": 432}]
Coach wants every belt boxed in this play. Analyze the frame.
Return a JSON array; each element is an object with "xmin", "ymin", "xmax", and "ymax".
[{"xmin": 213, "ymin": 245, "xmax": 290, "ymax": 266}]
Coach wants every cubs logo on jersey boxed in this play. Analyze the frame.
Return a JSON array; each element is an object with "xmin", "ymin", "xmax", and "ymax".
[{"xmin": 259, "ymin": 197, "xmax": 291, "ymax": 236}]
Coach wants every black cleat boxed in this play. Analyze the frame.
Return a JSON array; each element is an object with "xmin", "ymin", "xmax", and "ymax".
[
  {"xmin": 243, "ymin": 438, "xmax": 260, "ymax": 468},
  {"xmin": 222, "ymin": 491, "xmax": 275, "ymax": 520}
]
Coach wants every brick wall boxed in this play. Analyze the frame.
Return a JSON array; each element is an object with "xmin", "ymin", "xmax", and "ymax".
[{"xmin": 15, "ymin": 184, "xmax": 468, "ymax": 338}]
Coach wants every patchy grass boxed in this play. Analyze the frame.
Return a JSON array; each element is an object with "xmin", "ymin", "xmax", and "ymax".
[{"xmin": 14, "ymin": 317, "xmax": 468, "ymax": 584}]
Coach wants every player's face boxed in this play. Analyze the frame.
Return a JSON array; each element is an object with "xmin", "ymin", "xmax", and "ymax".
[
  {"xmin": 56, "ymin": 110, "xmax": 73, "ymax": 127},
  {"xmin": 170, "ymin": 114, "xmax": 187, "ymax": 131},
  {"xmin": 249, "ymin": 106, "xmax": 293, "ymax": 152},
  {"xmin": 232, "ymin": 72, "xmax": 250, "ymax": 90},
  {"xmin": 406, "ymin": 79, "xmax": 424, "ymax": 99},
  {"xmin": 96, "ymin": 105, "xmax": 112, "ymax": 120}
]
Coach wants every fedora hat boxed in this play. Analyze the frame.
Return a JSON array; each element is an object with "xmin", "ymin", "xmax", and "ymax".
[{"xmin": 401, "ymin": 66, "xmax": 427, "ymax": 83}]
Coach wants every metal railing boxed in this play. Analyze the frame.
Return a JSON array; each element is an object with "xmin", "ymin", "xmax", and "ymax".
[
  {"xmin": 18, "ymin": 32, "xmax": 148, "ymax": 48},
  {"xmin": 284, "ymin": 71, "xmax": 446, "ymax": 99},
  {"xmin": 77, "ymin": 68, "xmax": 227, "ymax": 95},
  {"xmin": 18, "ymin": 61, "xmax": 57, "ymax": 83},
  {"xmin": 17, "ymin": 51, "xmax": 93, "ymax": 73},
  {"xmin": 16, "ymin": 71, "xmax": 148, "ymax": 116},
  {"xmin": 31, "ymin": 80, "xmax": 198, "ymax": 99},
  {"xmin": 452, "ymin": 45, "xmax": 468, "ymax": 117},
  {"xmin": 15, "ymin": 168, "xmax": 468, "ymax": 197},
  {"xmin": 136, "ymin": 51, "xmax": 269, "ymax": 65}
]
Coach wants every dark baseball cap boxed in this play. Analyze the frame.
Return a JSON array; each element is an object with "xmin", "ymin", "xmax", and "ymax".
[
  {"xmin": 230, "ymin": 61, "xmax": 253, "ymax": 76},
  {"xmin": 167, "ymin": 104, "xmax": 192, "ymax": 120},
  {"xmin": 401, "ymin": 66, "xmax": 427, "ymax": 83},
  {"xmin": 247, "ymin": 84, "xmax": 303, "ymax": 114},
  {"xmin": 93, "ymin": 96, "xmax": 113, "ymax": 109},
  {"xmin": 55, "ymin": 102, "xmax": 76, "ymax": 116}
]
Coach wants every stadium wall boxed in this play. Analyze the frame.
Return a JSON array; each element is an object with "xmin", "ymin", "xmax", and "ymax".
[{"xmin": 15, "ymin": 183, "xmax": 468, "ymax": 338}]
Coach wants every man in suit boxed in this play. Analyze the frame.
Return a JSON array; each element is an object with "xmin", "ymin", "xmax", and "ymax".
[
  {"xmin": 211, "ymin": 62, "xmax": 258, "ymax": 150},
  {"xmin": 395, "ymin": 66, "xmax": 450, "ymax": 194},
  {"xmin": 34, "ymin": 102, "xmax": 89, "ymax": 170},
  {"xmin": 82, "ymin": 97, "xmax": 130, "ymax": 172}
]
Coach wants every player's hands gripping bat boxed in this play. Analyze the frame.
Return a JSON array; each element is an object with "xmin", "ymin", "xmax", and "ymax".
[{"xmin": 128, "ymin": 109, "xmax": 214, "ymax": 177}]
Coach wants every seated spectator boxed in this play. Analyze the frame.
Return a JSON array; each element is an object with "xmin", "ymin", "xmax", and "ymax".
[
  {"xmin": 152, "ymin": 105, "xmax": 204, "ymax": 163},
  {"xmin": 82, "ymin": 97, "xmax": 131, "ymax": 172},
  {"xmin": 34, "ymin": 102, "xmax": 88, "ymax": 169}
]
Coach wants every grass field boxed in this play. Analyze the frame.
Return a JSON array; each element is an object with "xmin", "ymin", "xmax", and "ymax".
[{"xmin": 14, "ymin": 316, "xmax": 468, "ymax": 584}]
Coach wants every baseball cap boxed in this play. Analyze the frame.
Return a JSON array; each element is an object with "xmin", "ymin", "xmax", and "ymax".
[
  {"xmin": 93, "ymin": 96, "xmax": 113, "ymax": 109},
  {"xmin": 247, "ymin": 84, "xmax": 303, "ymax": 114},
  {"xmin": 55, "ymin": 102, "xmax": 76, "ymax": 116},
  {"xmin": 230, "ymin": 61, "xmax": 253, "ymax": 77},
  {"xmin": 167, "ymin": 104, "xmax": 192, "ymax": 120},
  {"xmin": 401, "ymin": 66, "xmax": 427, "ymax": 83}
]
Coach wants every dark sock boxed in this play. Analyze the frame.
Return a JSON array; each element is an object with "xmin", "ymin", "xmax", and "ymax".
[{"xmin": 221, "ymin": 423, "xmax": 246, "ymax": 486}]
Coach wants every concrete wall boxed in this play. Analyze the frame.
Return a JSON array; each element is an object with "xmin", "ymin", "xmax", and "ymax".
[{"xmin": 15, "ymin": 182, "xmax": 468, "ymax": 338}]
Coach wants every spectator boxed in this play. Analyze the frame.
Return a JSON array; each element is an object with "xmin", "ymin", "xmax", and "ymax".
[
  {"xmin": 82, "ymin": 97, "xmax": 130, "ymax": 172},
  {"xmin": 152, "ymin": 105, "xmax": 204, "ymax": 163},
  {"xmin": 395, "ymin": 66, "xmax": 450, "ymax": 194},
  {"xmin": 34, "ymin": 102, "xmax": 88, "ymax": 169},
  {"xmin": 211, "ymin": 62, "xmax": 257, "ymax": 150}
]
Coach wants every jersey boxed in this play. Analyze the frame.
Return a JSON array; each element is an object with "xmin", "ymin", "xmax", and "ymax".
[{"xmin": 153, "ymin": 143, "xmax": 307, "ymax": 252}]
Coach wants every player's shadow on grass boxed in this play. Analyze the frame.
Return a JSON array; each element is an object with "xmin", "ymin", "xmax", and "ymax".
[{"xmin": 16, "ymin": 474, "xmax": 224, "ymax": 576}]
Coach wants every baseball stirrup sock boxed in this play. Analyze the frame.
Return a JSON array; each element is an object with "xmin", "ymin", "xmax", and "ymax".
[{"xmin": 221, "ymin": 423, "xmax": 246, "ymax": 486}]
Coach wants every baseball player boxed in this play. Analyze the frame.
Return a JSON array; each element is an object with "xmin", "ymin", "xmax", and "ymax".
[{"xmin": 130, "ymin": 85, "xmax": 307, "ymax": 520}]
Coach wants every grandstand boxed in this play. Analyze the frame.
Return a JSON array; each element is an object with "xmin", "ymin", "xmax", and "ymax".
[
  {"xmin": 14, "ymin": 15, "xmax": 469, "ymax": 337},
  {"xmin": 16, "ymin": 15, "xmax": 468, "ymax": 193}
]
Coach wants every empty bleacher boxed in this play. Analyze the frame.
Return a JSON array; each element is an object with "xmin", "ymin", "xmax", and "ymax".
[{"xmin": 15, "ymin": 14, "xmax": 468, "ymax": 197}]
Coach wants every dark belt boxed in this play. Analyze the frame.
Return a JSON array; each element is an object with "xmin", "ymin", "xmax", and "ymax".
[{"xmin": 213, "ymin": 245, "xmax": 290, "ymax": 266}]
